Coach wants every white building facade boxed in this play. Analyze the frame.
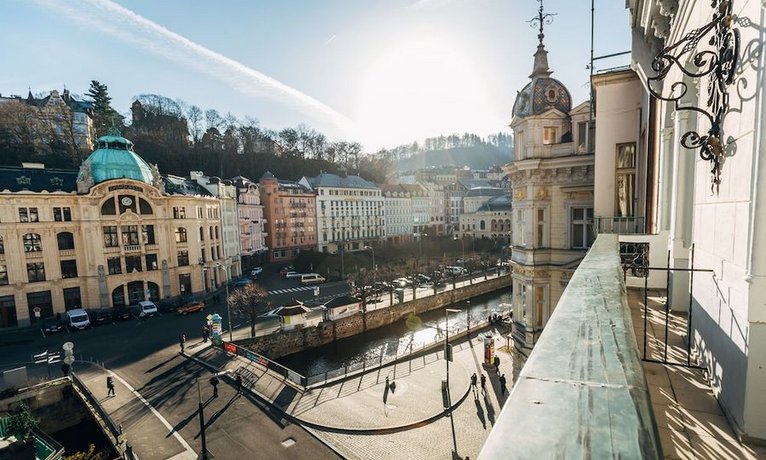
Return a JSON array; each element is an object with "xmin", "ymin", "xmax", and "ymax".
[
  {"xmin": 300, "ymin": 173, "xmax": 384, "ymax": 253},
  {"xmin": 380, "ymin": 184, "xmax": 413, "ymax": 244},
  {"xmin": 233, "ymin": 176, "xmax": 267, "ymax": 269}
]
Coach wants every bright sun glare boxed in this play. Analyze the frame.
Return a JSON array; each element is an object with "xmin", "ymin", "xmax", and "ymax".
[{"xmin": 354, "ymin": 37, "xmax": 495, "ymax": 151}]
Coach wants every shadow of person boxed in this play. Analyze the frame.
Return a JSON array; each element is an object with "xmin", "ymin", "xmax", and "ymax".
[
  {"xmin": 474, "ymin": 398, "xmax": 486, "ymax": 429},
  {"xmin": 483, "ymin": 393, "xmax": 495, "ymax": 426}
]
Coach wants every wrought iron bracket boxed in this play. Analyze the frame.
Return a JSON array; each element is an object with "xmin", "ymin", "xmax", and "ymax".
[{"xmin": 647, "ymin": 0, "xmax": 739, "ymax": 193}]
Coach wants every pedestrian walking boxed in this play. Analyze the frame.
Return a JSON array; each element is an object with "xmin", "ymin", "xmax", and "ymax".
[
  {"xmin": 499, "ymin": 374, "xmax": 507, "ymax": 396},
  {"xmin": 180, "ymin": 333, "xmax": 186, "ymax": 353},
  {"xmin": 210, "ymin": 375, "xmax": 219, "ymax": 397},
  {"xmin": 480, "ymin": 373, "xmax": 486, "ymax": 393},
  {"xmin": 493, "ymin": 355, "xmax": 500, "ymax": 373},
  {"xmin": 470, "ymin": 372, "xmax": 478, "ymax": 393},
  {"xmin": 106, "ymin": 376, "xmax": 115, "ymax": 397},
  {"xmin": 235, "ymin": 374, "xmax": 243, "ymax": 394},
  {"xmin": 202, "ymin": 325, "xmax": 209, "ymax": 343}
]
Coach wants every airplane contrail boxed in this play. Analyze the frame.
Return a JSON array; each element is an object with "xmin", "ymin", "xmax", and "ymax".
[{"xmin": 35, "ymin": 0, "xmax": 353, "ymax": 133}]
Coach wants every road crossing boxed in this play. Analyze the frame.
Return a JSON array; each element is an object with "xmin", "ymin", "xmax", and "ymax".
[{"xmin": 267, "ymin": 285, "xmax": 316, "ymax": 295}]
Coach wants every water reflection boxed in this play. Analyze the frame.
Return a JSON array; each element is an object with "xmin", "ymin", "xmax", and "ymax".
[{"xmin": 277, "ymin": 290, "xmax": 512, "ymax": 376}]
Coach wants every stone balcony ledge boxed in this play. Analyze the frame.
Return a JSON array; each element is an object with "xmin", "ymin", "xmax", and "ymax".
[{"xmin": 479, "ymin": 234, "xmax": 662, "ymax": 459}]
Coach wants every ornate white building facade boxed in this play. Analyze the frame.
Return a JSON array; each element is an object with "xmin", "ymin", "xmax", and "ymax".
[{"xmin": 507, "ymin": 15, "xmax": 595, "ymax": 362}]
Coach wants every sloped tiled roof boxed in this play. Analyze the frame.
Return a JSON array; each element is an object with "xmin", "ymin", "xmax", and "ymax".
[
  {"xmin": 303, "ymin": 172, "xmax": 377, "ymax": 189},
  {"xmin": 163, "ymin": 175, "xmax": 212, "ymax": 196},
  {"xmin": 323, "ymin": 296, "xmax": 361, "ymax": 309},
  {"xmin": 477, "ymin": 194, "xmax": 513, "ymax": 211},
  {"xmin": 0, "ymin": 165, "xmax": 78, "ymax": 193},
  {"xmin": 465, "ymin": 187, "xmax": 505, "ymax": 198}
]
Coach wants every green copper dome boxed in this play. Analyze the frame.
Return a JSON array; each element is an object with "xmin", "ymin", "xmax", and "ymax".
[{"xmin": 79, "ymin": 129, "xmax": 154, "ymax": 185}]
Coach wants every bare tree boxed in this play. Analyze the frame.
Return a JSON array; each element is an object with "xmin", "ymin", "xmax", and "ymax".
[
  {"xmin": 228, "ymin": 283, "xmax": 270, "ymax": 338},
  {"xmin": 186, "ymin": 105, "xmax": 203, "ymax": 144}
]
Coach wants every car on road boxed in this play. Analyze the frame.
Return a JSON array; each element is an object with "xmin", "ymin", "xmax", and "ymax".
[
  {"xmin": 176, "ymin": 301, "xmax": 205, "ymax": 315},
  {"xmin": 113, "ymin": 306, "xmax": 133, "ymax": 321},
  {"xmin": 41, "ymin": 317, "xmax": 64, "ymax": 334},
  {"xmin": 393, "ymin": 277, "xmax": 411, "ymax": 288},
  {"xmin": 232, "ymin": 278, "xmax": 253, "ymax": 287},
  {"xmin": 137, "ymin": 300, "xmax": 158, "ymax": 318},
  {"xmin": 250, "ymin": 267, "xmax": 263, "ymax": 277},
  {"xmin": 65, "ymin": 308, "xmax": 91, "ymax": 330},
  {"xmin": 279, "ymin": 266, "xmax": 296, "ymax": 277},
  {"xmin": 89, "ymin": 308, "xmax": 114, "ymax": 326},
  {"xmin": 283, "ymin": 271, "xmax": 302, "ymax": 279},
  {"xmin": 300, "ymin": 273, "xmax": 325, "ymax": 285}
]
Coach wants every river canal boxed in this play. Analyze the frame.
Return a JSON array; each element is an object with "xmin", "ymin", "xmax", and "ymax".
[{"xmin": 276, "ymin": 289, "xmax": 512, "ymax": 377}]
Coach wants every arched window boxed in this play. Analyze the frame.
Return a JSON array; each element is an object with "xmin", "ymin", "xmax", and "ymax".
[
  {"xmin": 480, "ymin": 221, "xmax": 486, "ymax": 231},
  {"xmin": 57, "ymin": 232, "xmax": 75, "ymax": 250},
  {"xmin": 101, "ymin": 197, "xmax": 116, "ymax": 215},
  {"xmin": 0, "ymin": 236, "xmax": 4, "ymax": 255},
  {"xmin": 147, "ymin": 282, "xmax": 160, "ymax": 301},
  {"xmin": 175, "ymin": 227, "xmax": 188, "ymax": 243},
  {"xmin": 199, "ymin": 227, "xmax": 205, "ymax": 241},
  {"xmin": 112, "ymin": 286, "xmax": 125, "ymax": 307},
  {"xmin": 139, "ymin": 198, "xmax": 153, "ymax": 215},
  {"xmin": 23, "ymin": 233, "xmax": 42, "ymax": 252},
  {"xmin": 127, "ymin": 281, "xmax": 145, "ymax": 305}
]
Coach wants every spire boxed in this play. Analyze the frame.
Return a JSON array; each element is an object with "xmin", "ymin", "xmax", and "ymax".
[{"xmin": 526, "ymin": 0, "xmax": 556, "ymax": 79}]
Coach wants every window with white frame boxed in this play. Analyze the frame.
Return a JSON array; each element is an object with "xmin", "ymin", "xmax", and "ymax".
[
  {"xmin": 543, "ymin": 127, "xmax": 557, "ymax": 145},
  {"xmin": 536, "ymin": 208, "xmax": 547, "ymax": 247},
  {"xmin": 570, "ymin": 207, "xmax": 594, "ymax": 249},
  {"xmin": 515, "ymin": 208, "xmax": 527, "ymax": 247},
  {"xmin": 616, "ymin": 143, "xmax": 636, "ymax": 217},
  {"xmin": 535, "ymin": 285, "xmax": 548, "ymax": 328}
]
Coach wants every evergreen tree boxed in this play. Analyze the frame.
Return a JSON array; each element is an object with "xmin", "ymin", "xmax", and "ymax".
[{"xmin": 86, "ymin": 80, "xmax": 122, "ymax": 139}]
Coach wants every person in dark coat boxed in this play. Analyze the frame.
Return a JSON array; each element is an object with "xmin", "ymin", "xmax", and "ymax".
[
  {"xmin": 480, "ymin": 373, "xmax": 487, "ymax": 393},
  {"xmin": 210, "ymin": 375, "xmax": 219, "ymax": 397},
  {"xmin": 235, "ymin": 374, "xmax": 243, "ymax": 394},
  {"xmin": 180, "ymin": 333, "xmax": 186, "ymax": 353},
  {"xmin": 499, "ymin": 374, "xmax": 507, "ymax": 395},
  {"xmin": 106, "ymin": 376, "xmax": 115, "ymax": 397}
]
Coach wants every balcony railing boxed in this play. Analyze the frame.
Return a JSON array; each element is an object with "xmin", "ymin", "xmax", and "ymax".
[
  {"xmin": 479, "ymin": 234, "xmax": 661, "ymax": 459},
  {"xmin": 594, "ymin": 216, "xmax": 646, "ymax": 235},
  {"xmin": 123, "ymin": 244, "xmax": 141, "ymax": 252}
]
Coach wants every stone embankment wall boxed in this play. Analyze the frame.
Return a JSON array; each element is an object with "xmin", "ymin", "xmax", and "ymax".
[{"xmin": 236, "ymin": 275, "xmax": 511, "ymax": 359}]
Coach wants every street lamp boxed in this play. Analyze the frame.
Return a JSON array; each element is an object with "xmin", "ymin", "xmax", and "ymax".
[
  {"xmin": 363, "ymin": 246, "xmax": 375, "ymax": 286},
  {"xmin": 215, "ymin": 263, "xmax": 232, "ymax": 341},
  {"xmin": 197, "ymin": 369, "xmax": 232, "ymax": 460},
  {"xmin": 445, "ymin": 308, "xmax": 461, "ymax": 393}
]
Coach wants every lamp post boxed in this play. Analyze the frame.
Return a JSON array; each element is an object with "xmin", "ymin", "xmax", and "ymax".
[
  {"xmin": 364, "ymin": 246, "xmax": 375, "ymax": 286},
  {"xmin": 215, "ymin": 263, "xmax": 232, "ymax": 341},
  {"xmin": 445, "ymin": 308, "xmax": 461, "ymax": 392},
  {"xmin": 197, "ymin": 370, "xmax": 232, "ymax": 460}
]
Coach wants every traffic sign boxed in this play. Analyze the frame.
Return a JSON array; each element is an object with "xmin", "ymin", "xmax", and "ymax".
[
  {"xmin": 63, "ymin": 355, "xmax": 74, "ymax": 365},
  {"xmin": 33, "ymin": 307, "xmax": 41, "ymax": 318},
  {"xmin": 62, "ymin": 342, "xmax": 74, "ymax": 352}
]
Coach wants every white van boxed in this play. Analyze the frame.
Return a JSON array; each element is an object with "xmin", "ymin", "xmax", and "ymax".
[
  {"xmin": 445, "ymin": 266, "xmax": 467, "ymax": 276},
  {"xmin": 138, "ymin": 300, "xmax": 158, "ymax": 318},
  {"xmin": 300, "ymin": 273, "xmax": 326, "ymax": 285},
  {"xmin": 65, "ymin": 308, "xmax": 91, "ymax": 330}
]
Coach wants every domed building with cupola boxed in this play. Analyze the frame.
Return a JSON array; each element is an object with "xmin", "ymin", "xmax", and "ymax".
[
  {"xmin": 505, "ymin": 3, "xmax": 595, "ymax": 370},
  {"xmin": 0, "ymin": 130, "xmax": 228, "ymax": 328}
]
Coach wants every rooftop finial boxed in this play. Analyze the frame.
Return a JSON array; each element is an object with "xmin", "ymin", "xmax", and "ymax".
[{"xmin": 527, "ymin": 0, "xmax": 556, "ymax": 45}]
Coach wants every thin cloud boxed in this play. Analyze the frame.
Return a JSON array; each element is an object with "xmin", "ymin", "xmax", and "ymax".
[
  {"xmin": 34, "ymin": 0, "xmax": 353, "ymax": 133},
  {"xmin": 324, "ymin": 34, "xmax": 337, "ymax": 45}
]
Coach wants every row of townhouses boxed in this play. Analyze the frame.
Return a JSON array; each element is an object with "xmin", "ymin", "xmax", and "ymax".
[{"xmin": 0, "ymin": 129, "xmax": 510, "ymax": 328}]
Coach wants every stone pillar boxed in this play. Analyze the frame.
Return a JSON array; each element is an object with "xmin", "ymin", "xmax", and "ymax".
[
  {"xmin": 668, "ymin": 109, "xmax": 695, "ymax": 311},
  {"xmin": 659, "ymin": 127, "xmax": 675, "ymax": 232}
]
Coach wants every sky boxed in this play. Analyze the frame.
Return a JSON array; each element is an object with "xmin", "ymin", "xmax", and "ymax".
[{"xmin": 0, "ymin": 0, "xmax": 631, "ymax": 151}]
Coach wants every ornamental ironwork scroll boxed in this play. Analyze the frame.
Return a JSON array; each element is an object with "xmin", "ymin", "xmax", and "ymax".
[{"xmin": 647, "ymin": 0, "xmax": 739, "ymax": 193}]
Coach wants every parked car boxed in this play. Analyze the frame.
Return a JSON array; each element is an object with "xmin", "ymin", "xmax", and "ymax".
[
  {"xmin": 176, "ymin": 301, "xmax": 205, "ymax": 315},
  {"xmin": 250, "ymin": 267, "xmax": 263, "ymax": 277},
  {"xmin": 137, "ymin": 300, "xmax": 158, "ymax": 318},
  {"xmin": 393, "ymin": 277, "xmax": 411, "ymax": 288},
  {"xmin": 284, "ymin": 271, "xmax": 302, "ymax": 279},
  {"xmin": 113, "ymin": 306, "xmax": 133, "ymax": 322},
  {"xmin": 65, "ymin": 308, "xmax": 91, "ymax": 330},
  {"xmin": 89, "ymin": 308, "xmax": 113, "ymax": 326},
  {"xmin": 279, "ymin": 266, "xmax": 296, "ymax": 277},
  {"xmin": 41, "ymin": 317, "xmax": 64, "ymax": 334}
]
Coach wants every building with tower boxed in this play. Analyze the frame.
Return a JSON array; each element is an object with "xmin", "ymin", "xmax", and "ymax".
[
  {"xmin": 0, "ymin": 130, "xmax": 224, "ymax": 328},
  {"xmin": 506, "ymin": 1, "xmax": 595, "ymax": 365}
]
